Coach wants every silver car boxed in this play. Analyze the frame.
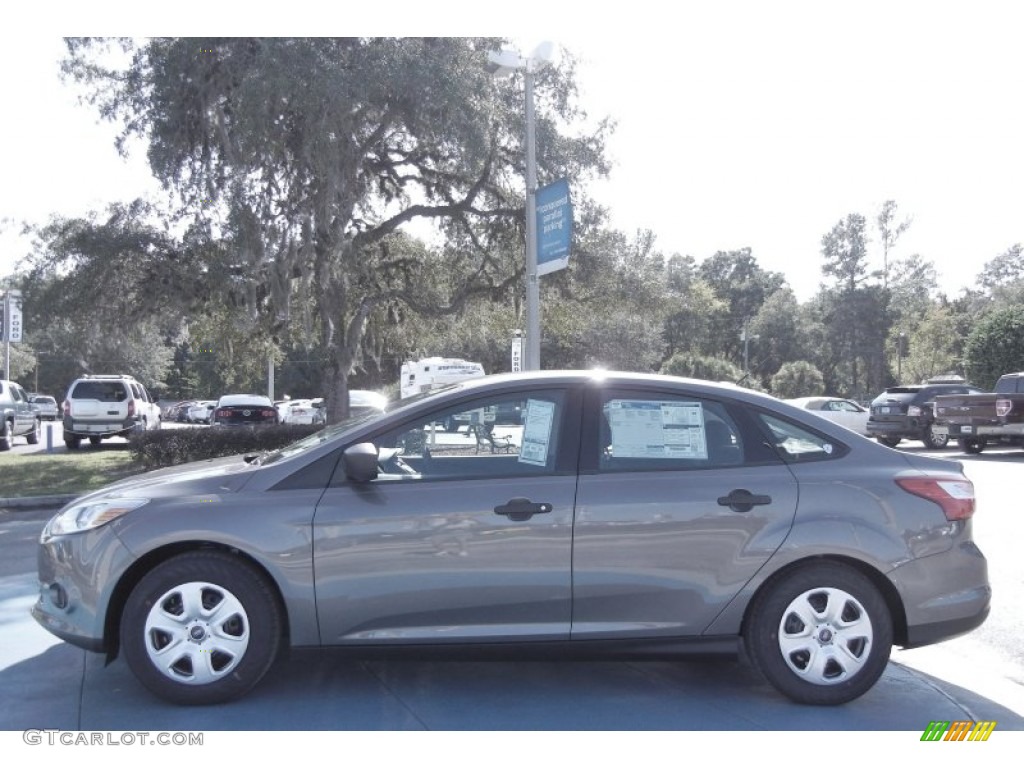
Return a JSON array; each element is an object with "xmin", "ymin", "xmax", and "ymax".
[{"xmin": 32, "ymin": 371, "xmax": 990, "ymax": 706}]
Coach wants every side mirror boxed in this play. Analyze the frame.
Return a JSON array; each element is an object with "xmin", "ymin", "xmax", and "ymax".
[{"xmin": 344, "ymin": 443, "xmax": 379, "ymax": 484}]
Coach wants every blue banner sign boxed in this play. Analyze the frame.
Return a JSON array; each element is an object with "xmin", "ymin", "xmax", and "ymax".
[{"xmin": 536, "ymin": 178, "xmax": 572, "ymax": 275}]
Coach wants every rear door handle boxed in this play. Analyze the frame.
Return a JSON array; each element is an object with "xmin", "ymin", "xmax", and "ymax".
[
  {"xmin": 494, "ymin": 497, "xmax": 552, "ymax": 522},
  {"xmin": 717, "ymin": 488, "xmax": 772, "ymax": 513}
]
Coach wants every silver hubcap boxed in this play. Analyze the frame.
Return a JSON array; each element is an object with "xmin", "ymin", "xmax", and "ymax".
[
  {"xmin": 777, "ymin": 587, "xmax": 873, "ymax": 685},
  {"xmin": 143, "ymin": 581, "xmax": 250, "ymax": 685}
]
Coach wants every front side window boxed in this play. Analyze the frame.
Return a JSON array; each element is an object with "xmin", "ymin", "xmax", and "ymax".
[{"xmin": 374, "ymin": 390, "xmax": 566, "ymax": 480}]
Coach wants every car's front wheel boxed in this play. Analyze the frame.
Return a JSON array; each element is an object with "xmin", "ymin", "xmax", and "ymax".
[
  {"xmin": 745, "ymin": 563, "xmax": 893, "ymax": 705},
  {"xmin": 921, "ymin": 423, "xmax": 950, "ymax": 449},
  {"xmin": 120, "ymin": 551, "xmax": 283, "ymax": 705}
]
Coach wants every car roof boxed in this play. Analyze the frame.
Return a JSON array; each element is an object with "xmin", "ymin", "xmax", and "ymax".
[{"xmin": 430, "ymin": 370, "xmax": 782, "ymax": 408}]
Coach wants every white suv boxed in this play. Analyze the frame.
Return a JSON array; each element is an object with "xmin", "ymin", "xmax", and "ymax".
[{"xmin": 62, "ymin": 375, "xmax": 162, "ymax": 449}]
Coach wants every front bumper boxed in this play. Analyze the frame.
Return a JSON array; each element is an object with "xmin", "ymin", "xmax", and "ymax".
[{"xmin": 31, "ymin": 526, "xmax": 137, "ymax": 654}]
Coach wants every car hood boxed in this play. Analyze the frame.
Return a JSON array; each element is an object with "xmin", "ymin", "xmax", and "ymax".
[{"xmin": 63, "ymin": 454, "xmax": 258, "ymax": 507}]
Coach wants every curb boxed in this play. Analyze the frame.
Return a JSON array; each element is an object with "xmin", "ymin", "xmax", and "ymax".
[{"xmin": 0, "ymin": 494, "xmax": 78, "ymax": 510}]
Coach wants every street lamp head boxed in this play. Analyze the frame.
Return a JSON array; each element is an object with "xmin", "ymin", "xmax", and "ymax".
[
  {"xmin": 485, "ymin": 49, "xmax": 525, "ymax": 79},
  {"xmin": 530, "ymin": 41, "xmax": 556, "ymax": 70}
]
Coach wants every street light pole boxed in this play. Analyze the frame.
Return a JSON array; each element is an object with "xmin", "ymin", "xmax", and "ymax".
[
  {"xmin": 487, "ymin": 43, "xmax": 554, "ymax": 372},
  {"xmin": 523, "ymin": 61, "xmax": 540, "ymax": 371}
]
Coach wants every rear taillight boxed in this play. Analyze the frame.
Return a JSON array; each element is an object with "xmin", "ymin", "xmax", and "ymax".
[
  {"xmin": 214, "ymin": 408, "xmax": 228, "ymax": 420},
  {"xmin": 261, "ymin": 409, "xmax": 276, "ymax": 419},
  {"xmin": 896, "ymin": 474, "xmax": 975, "ymax": 521},
  {"xmin": 907, "ymin": 405, "xmax": 922, "ymax": 416},
  {"xmin": 996, "ymin": 398, "xmax": 1012, "ymax": 418},
  {"xmin": 127, "ymin": 400, "xmax": 136, "ymax": 418},
  {"xmin": 62, "ymin": 399, "xmax": 70, "ymax": 417}
]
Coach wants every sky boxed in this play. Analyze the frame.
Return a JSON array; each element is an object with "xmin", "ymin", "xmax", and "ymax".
[{"xmin": 3, "ymin": 1, "xmax": 1024, "ymax": 305}]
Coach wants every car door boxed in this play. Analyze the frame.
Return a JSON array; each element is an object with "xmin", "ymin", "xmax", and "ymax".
[
  {"xmin": 313, "ymin": 386, "xmax": 582, "ymax": 644},
  {"xmin": 571, "ymin": 386, "xmax": 799, "ymax": 640},
  {"xmin": 12, "ymin": 384, "xmax": 34, "ymax": 434}
]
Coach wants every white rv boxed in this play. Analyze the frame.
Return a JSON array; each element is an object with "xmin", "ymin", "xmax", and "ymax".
[{"xmin": 400, "ymin": 357, "xmax": 485, "ymax": 399}]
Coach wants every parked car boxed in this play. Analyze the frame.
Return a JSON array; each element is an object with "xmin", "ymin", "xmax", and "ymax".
[
  {"xmin": 61, "ymin": 374, "xmax": 162, "ymax": 449},
  {"xmin": 866, "ymin": 380, "xmax": 984, "ymax": 448},
  {"xmin": 32, "ymin": 371, "xmax": 990, "ymax": 707},
  {"xmin": 933, "ymin": 371, "xmax": 1024, "ymax": 453},
  {"xmin": 290, "ymin": 391, "xmax": 387, "ymax": 424},
  {"xmin": 28, "ymin": 394, "xmax": 60, "ymax": 421},
  {"xmin": 785, "ymin": 396, "xmax": 870, "ymax": 436},
  {"xmin": 186, "ymin": 400, "xmax": 216, "ymax": 425},
  {"xmin": 0, "ymin": 379, "xmax": 40, "ymax": 449},
  {"xmin": 278, "ymin": 398, "xmax": 318, "ymax": 425},
  {"xmin": 210, "ymin": 394, "xmax": 278, "ymax": 427}
]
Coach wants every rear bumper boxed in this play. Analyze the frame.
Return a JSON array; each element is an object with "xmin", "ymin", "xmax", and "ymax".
[
  {"xmin": 945, "ymin": 422, "xmax": 1024, "ymax": 438},
  {"xmin": 889, "ymin": 539, "xmax": 991, "ymax": 649},
  {"xmin": 866, "ymin": 419, "xmax": 925, "ymax": 439},
  {"xmin": 62, "ymin": 416, "xmax": 142, "ymax": 437}
]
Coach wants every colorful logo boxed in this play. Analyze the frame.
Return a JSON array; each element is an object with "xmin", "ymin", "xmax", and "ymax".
[{"xmin": 921, "ymin": 721, "xmax": 996, "ymax": 741}]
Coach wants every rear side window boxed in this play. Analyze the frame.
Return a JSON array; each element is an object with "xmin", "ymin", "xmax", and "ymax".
[
  {"xmin": 755, "ymin": 413, "xmax": 848, "ymax": 463},
  {"xmin": 594, "ymin": 391, "xmax": 763, "ymax": 472},
  {"xmin": 995, "ymin": 377, "xmax": 1023, "ymax": 394}
]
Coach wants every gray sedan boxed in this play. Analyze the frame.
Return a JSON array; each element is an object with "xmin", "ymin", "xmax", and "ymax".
[{"xmin": 32, "ymin": 371, "xmax": 990, "ymax": 706}]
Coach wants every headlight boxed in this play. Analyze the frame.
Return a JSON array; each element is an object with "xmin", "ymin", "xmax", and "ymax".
[{"xmin": 42, "ymin": 498, "xmax": 149, "ymax": 539}]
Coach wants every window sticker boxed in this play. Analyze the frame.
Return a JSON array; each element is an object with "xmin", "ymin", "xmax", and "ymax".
[
  {"xmin": 518, "ymin": 399, "xmax": 556, "ymax": 466},
  {"xmin": 607, "ymin": 400, "xmax": 708, "ymax": 459}
]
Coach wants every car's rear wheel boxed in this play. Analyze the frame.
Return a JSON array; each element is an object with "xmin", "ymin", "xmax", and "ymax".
[
  {"xmin": 121, "ymin": 551, "xmax": 283, "ymax": 705},
  {"xmin": 0, "ymin": 419, "xmax": 11, "ymax": 451},
  {"xmin": 745, "ymin": 563, "xmax": 893, "ymax": 705},
  {"xmin": 64, "ymin": 435, "xmax": 81, "ymax": 450},
  {"xmin": 959, "ymin": 437, "xmax": 985, "ymax": 454},
  {"xmin": 921, "ymin": 423, "xmax": 949, "ymax": 449},
  {"xmin": 26, "ymin": 418, "xmax": 40, "ymax": 445},
  {"xmin": 877, "ymin": 437, "xmax": 901, "ymax": 448},
  {"xmin": 88, "ymin": 436, "xmax": 102, "ymax": 447}
]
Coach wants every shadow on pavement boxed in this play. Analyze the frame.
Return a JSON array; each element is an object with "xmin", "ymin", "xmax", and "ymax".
[{"xmin": 3, "ymin": 643, "xmax": 1021, "ymax": 732}]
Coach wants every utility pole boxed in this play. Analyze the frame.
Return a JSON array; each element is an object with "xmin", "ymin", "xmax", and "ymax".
[{"xmin": 741, "ymin": 317, "xmax": 758, "ymax": 376}]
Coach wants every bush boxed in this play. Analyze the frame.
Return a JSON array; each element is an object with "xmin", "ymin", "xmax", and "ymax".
[{"xmin": 129, "ymin": 424, "xmax": 324, "ymax": 469}]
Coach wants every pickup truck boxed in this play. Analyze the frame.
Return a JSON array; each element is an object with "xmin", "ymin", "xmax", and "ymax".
[{"xmin": 933, "ymin": 372, "xmax": 1024, "ymax": 453}]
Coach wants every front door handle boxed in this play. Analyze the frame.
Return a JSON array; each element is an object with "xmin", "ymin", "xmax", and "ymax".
[
  {"xmin": 494, "ymin": 497, "xmax": 552, "ymax": 522},
  {"xmin": 717, "ymin": 488, "xmax": 772, "ymax": 513}
]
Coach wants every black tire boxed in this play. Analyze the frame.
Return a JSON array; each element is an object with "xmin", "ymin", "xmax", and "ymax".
[
  {"xmin": 959, "ymin": 437, "xmax": 985, "ymax": 454},
  {"xmin": 0, "ymin": 419, "xmax": 11, "ymax": 451},
  {"xmin": 745, "ymin": 562, "xmax": 893, "ymax": 705},
  {"xmin": 64, "ymin": 435, "xmax": 81, "ymax": 450},
  {"xmin": 88, "ymin": 435, "xmax": 102, "ymax": 447},
  {"xmin": 120, "ymin": 551, "xmax": 283, "ymax": 705},
  {"xmin": 921, "ymin": 423, "xmax": 949, "ymax": 449},
  {"xmin": 877, "ymin": 437, "xmax": 901, "ymax": 448},
  {"xmin": 26, "ymin": 418, "xmax": 40, "ymax": 445}
]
